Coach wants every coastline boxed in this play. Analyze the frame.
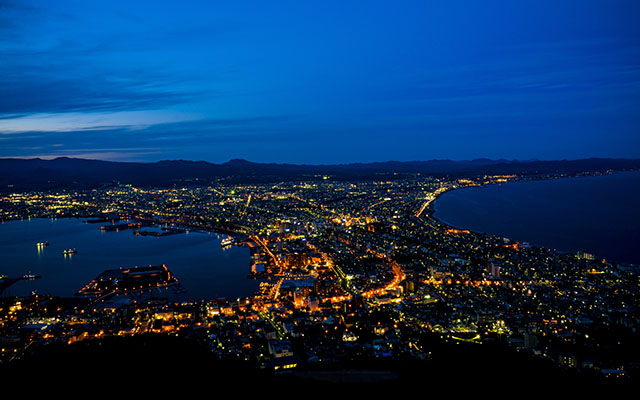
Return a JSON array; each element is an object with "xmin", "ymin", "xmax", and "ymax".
[
  {"xmin": 428, "ymin": 171, "xmax": 640, "ymax": 265},
  {"xmin": 0, "ymin": 217, "xmax": 258, "ymax": 300},
  {"xmin": 1, "ymin": 215, "xmax": 247, "ymax": 239}
]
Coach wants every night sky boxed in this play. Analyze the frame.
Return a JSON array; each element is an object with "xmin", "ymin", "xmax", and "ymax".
[{"xmin": 1, "ymin": 1, "xmax": 639, "ymax": 164}]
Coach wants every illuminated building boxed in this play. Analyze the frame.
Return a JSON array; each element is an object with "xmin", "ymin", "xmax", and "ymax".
[
  {"xmin": 577, "ymin": 251, "xmax": 595, "ymax": 261},
  {"xmin": 489, "ymin": 262, "xmax": 501, "ymax": 279},
  {"xmin": 294, "ymin": 290, "xmax": 306, "ymax": 308}
]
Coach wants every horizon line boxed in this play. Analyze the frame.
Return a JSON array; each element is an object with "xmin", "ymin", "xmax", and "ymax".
[{"xmin": 2, "ymin": 155, "xmax": 640, "ymax": 166}]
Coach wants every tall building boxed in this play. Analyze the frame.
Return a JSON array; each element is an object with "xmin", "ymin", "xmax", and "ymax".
[{"xmin": 489, "ymin": 262, "xmax": 501, "ymax": 279}]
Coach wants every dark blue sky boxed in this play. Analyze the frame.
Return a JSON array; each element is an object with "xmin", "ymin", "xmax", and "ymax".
[{"xmin": 1, "ymin": 0, "xmax": 639, "ymax": 163}]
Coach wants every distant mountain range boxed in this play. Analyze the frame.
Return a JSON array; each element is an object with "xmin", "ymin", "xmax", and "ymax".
[{"xmin": 1, "ymin": 157, "xmax": 639, "ymax": 192}]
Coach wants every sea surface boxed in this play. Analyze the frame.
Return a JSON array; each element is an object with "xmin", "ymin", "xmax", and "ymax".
[
  {"xmin": 0, "ymin": 218, "xmax": 259, "ymax": 300},
  {"xmin": 433, "ymin": 171, "xmax": 640, "ymax": 265}
]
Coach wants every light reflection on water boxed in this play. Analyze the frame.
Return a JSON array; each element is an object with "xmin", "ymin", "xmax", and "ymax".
[{"xmin": 0, "ymin": 218, "xmax": 259, "ymax": 300}]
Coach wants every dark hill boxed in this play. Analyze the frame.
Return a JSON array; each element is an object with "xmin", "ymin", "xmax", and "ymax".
[{"xmin": 1, "ymin": 157, "xmax": 639, "ymax": 192}]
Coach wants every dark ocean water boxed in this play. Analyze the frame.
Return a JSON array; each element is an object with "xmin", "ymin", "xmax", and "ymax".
[
  {"xmin": 0, "ymin": 218, "xmax": 259, "ymax": 300},
  {"xmin": 433, "ymin": 171, "xmax": 640, "ymax": 265}
]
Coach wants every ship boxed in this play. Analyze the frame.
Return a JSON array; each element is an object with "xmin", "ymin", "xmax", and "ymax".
[
  {"xmin": 62, "ymin": 248, "xmax": 78, "ymax": 255},
  {"xmin": 221, "ymin": 237, "xmax": 234, "ymax": 247},
  {"xmin": 36, "ymin": 241, "xmax": 50, "ymax": 247}
]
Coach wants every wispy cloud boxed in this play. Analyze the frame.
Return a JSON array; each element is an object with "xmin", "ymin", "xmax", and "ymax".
[
  {"xmin": 0, "ymin": 113, "xmax": 299, "ymax": 162},
  {"xmin": 0, "ymin": 1, "xmax": 209, "ymax": 116},
  {"xmin": 0, "ymin": 110, "xmax": 201, "ymax": 133},
  {"xmin": 0, "ymin": 61, "xmax": 202, "ymax": 115},
  {"xmin": 8, "ymin": 151, "xmax": 161, "ymax": 162},
  {"xmin": 1, "ymin": 2, "xmax": 638, "ymax": 162}
]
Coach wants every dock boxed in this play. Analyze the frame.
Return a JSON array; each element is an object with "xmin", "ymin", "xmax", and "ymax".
[{"xmin": 75, "ymin": 264, "xmax": 184, "ymax": 298}]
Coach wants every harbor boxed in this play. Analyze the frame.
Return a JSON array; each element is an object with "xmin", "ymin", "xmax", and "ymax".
[
  {"xmin": 76, "ymin": 264, "xmax": 185, "ymax": 298},
  {"xmin": 0, "ymin": 218, "xmax": 257, "ymax": 300}
]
